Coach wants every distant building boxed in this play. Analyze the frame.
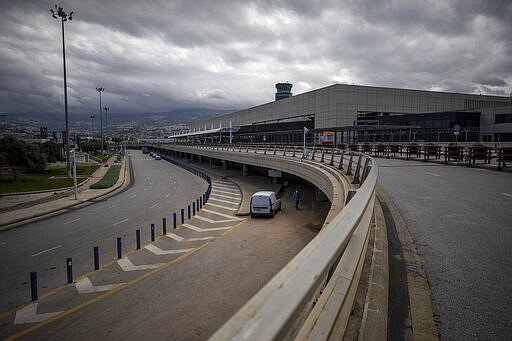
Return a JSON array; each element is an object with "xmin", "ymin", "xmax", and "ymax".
[{"xmin": 189, "ymin": 84, "xmax": 511, "ymax": 145}]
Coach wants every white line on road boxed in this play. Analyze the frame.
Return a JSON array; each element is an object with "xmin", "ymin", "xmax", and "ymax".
[
  {"xmin": 130, "ymin": 195, "xmax": 137, "ymax": 199},
  {"xmin": 63, "ymin": 218, "xmax": 80, "ymax": 225},
  {"xmin": 201, "ymin": 208, "xmax": 244, "ymax": 220},
  {"xmin": 108, "ymin": 204, "xmax": 118, "ymax": 208},
  {"xmin": 208, "ymin": 197, "xmax": 240, "ymax": 204},
  {"xmin": 213, "ymin": 189, "xmax": 242, "ymax": 196},
  {"xmin": 145, "ymin": 244, "xmax": 195, "ymax": 255},
  {"xmin": 502, "ymin": 193, "xmax": 512, "ymax": 198},
  {"xmin": 209, "ymin": 193, "xmax": 241, "ymax": 200},
  {"xmin": 117, "ymin": 258, "xmax": 165, "ymax": 271},
  {"xmin": 113, "ymin": 218, "xmax": 129, "ymax": 226},
  {"xmin": 166, "ymin": 193, "xmax": 170, "ymax": 198},
  {"xmin": 182, "ymin": 223, "xmax": 233, "ymax": 232},
  {"xmin": 32, "ymin": 244, "xmax": 63, "ymax": 257},
  {"xmin": 75, "ymin": 277, "xmax": 124, "ymax": 294},
  {"xmin": 150, "ymin": 203, "xmax": 159, "ymax": 208},
  {"xmin": 206, "ymin": 203, "xmax": 238, "ymax": 211},
  {"xmin": 425, "ymin": 172, "xmax": 441, "ymax": 177},
  {"xmin": 212, "ymin": 184, "xmax": 239, "ymax": 191},
  {"xmin": 194, "ymin": 215, "xmax": 238, "ymax": 224}
]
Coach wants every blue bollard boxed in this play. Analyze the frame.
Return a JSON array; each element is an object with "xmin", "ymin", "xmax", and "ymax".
[
  {"xmin": 181, "ymin": 209, "xmax": 184, "ymax": 224},
  {"xmin": 151, "ymin": 223, "xmax": 155, "ymax": 241},
  {"xmin": 30, "ymin": 272, "xmax": 38, "ymax": 301},
  {"xmin": 94, "ymin": 246, "xmax": 99, "ymax": 270},
  {"xmin": 196, "ymin": 199, "xmax": 200, "ymax": 211},
  {"xmin": 136, "ymin": 229, "xmax": 141, "ymax": 249},
  {"xmin": 193, "ymin": 202, "xmax": 196, "ymax": 215},
  {"xmin": 200, "ymin": 197, "xmax": 203, "ymax": 209},
  {"xmin": 163, "ymin": 218, "xmax": 167, "ymax": 235},
  {"xmin": 188, "ymin": 205, "xmax": 191, "ymax": 219},
  {"xmin": 117, "ymin": 237, "xmax": 122, "ymax": 259},
  {"xmin": 66, "ymin": 257, "xmax": 73, "ymax": 284},
  {"xmin": 173, "ymin": 213, "xmax": 177, "ymax": 229}
]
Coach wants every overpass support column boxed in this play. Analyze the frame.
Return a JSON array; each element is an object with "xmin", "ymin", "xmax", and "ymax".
[
  {"xmin": 198, "ymin": 155, "xmax": 202, "ymax": 163},
  {"xmin": 209, "ymin": 158, "xmax": 214, "ymax": 167},
  {"xmin": 242, "ymin": 164, "xmax": 249, "ymax": 176},
  {"xmin": 222, "ymin": 160, "xmax": 229, "ymax": 170}
]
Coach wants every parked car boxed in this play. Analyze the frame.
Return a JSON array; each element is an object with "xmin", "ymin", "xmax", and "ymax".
[
  {"xmin": 154, "ymin": 155, "xmax": 161, "ymax": 160},
  {"xmin": 250, "ymin": 191, "xmax": 281, "ymax": 218}
]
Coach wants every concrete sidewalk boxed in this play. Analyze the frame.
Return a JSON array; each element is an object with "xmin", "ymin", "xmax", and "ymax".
[{"xmin": 0, "ymin": 154, "xmax": 130, "ymax": 230}]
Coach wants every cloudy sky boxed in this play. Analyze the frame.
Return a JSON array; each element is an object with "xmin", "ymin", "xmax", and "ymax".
[{"xmin": 1, "ymin": 0, "xmax": 511, "ymax": 117}]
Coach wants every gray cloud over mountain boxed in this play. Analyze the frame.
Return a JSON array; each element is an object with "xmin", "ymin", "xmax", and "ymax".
[{"xmin": 1, "ymin": 0, "xmax": 510, "ymax": 117}]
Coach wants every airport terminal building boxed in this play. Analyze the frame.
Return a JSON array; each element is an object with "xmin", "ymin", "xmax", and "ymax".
[{"xmin": 187, "ymin": 84, "xmax": 512, "ymax": 145}]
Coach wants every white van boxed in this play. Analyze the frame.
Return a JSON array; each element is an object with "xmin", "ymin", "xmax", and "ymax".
[{"xmin": 250, "ymin": 191, "xmax": 281, "ymax": 218}]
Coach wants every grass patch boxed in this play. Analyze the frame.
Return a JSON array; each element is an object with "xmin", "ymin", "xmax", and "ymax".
[
  {"xmin": 90, "ymin": 165, "xmax": 121, "ymax": 189},
  {"xmin": 94, "ymin": 153, "xmax": 113, "ymax": 163},
  {"xmin": 0, "ymin": 165, "xmax": 100, "ymax": 194}
]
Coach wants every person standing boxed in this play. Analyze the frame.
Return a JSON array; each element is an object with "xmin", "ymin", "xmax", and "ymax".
[{"xmin": 293, "ymin": 188, "xmax": 300, "ymax": 210}]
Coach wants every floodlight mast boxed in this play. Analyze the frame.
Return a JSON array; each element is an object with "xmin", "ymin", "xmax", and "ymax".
[
  {"xmin": 50, "ymin": 4, "xmax": 73, "ymax": 177},
  {"xmin": 96, "ymin": 87, "xmax": 105, "ymax": 154}
]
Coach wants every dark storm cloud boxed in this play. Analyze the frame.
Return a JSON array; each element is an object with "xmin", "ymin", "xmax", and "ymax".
[{"xmin": 0, "ymin": 0, "xmax": 510, "ymax": 117}]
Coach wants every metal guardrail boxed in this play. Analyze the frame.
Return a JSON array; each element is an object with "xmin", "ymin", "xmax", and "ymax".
[{"xmin": 146, "ymin": 143, "xmax": 378, "ymax": 340}]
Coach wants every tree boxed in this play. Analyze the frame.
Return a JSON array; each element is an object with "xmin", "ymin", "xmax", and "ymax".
[
  {"xmin": 40, "ymin": 141, "xmax": 63, "ymax": 163},
  {"xmin": 0, "ymin": 136, "xmax": 29, "ymax": 183}
]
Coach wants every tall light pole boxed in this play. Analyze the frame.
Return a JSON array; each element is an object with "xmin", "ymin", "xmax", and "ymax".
[
  {"xmin": 96, "ymin": 87, "xmax": 104, "ymax": 154},
  {"xmin": 90, "ymin": 115, "xmax": 95, "ymax": 135},
  {"xmin": 104, "ymin": 106, "xmax": 109, "ymax": 139},
  {"xmin": 51, "ymin": 5, "xmax": 73, "ymax": 178}
]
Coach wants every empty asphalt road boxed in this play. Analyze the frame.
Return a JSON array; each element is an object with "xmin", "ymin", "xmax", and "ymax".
[{"xmin": 377, "ymin": 158, "xmax": 512, "ymax": 340}]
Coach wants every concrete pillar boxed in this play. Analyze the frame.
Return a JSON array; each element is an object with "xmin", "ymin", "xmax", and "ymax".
[
  {"xmin": 242, "ymin": 164, "xmax": 249, "ymax": 176},
  {"xmin": 222, "ymin": 160, "xmax": 228, "ymax": 170},
  {"xmin": 198, "ymin": 155, "xmax": 202, "ymax": 163},
  {"xmin": 209, "ymin": 158, "xmax": 214, "ymax": 167}
]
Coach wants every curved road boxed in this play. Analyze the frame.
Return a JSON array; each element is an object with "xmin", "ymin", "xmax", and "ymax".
[
  {"xmin": 377, "ymin": 158, "xmax": 512, "ymax": 340},
  {"xmin": 0, "ymin": 150, "xmax": 209, "ymax": 313}
]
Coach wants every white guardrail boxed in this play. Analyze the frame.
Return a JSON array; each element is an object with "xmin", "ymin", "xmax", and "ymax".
[{"xmin": 147, "ymin": 143, "xmax": 378, "ymax": 340}]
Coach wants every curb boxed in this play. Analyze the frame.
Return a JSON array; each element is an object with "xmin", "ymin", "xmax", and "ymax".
[
  {"xmin": 376, "ymin": 188, "xmax": 439, "ymax": 340},
  {"xmin": 358, "ymin": 195, "xmax": 389, "ymax": 340}
]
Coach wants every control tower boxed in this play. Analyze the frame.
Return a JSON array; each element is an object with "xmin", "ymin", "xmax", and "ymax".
[{"xmin": 275, "ymin": 82, "xmax": 293, "ymax": 101}]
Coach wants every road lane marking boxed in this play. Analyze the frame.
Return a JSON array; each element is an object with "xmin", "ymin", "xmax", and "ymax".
[
  {"xmin": 182, "ymin": 223, "xmax": 233, "ymax": 232},
  {"xmin": 208, "ymin": 197, "xmax": 240, "ymax": 204},
  {"xmin": 63, "ymin": 218, "xmax": 80, "ymax": 225},
  {"xmin": 75, "ymin": 278, "xmax": 124, "ymax": 294},
  {"xmin": 113, "ymin": 218, "xmax": 129, "ymax": 226},
  {"xmin": 130, "ymin": 195, "xmax": 137, "ymax": 199},
  {"xmin": 205, "ymin": 203, "xmax": 238, "ymax": 211},
  {"xmin": 502, "ymin": 193, "xmax": 512, "ymax": 198},
  {"xmin": 32, "ymin": 245, "xmax": 63, "ymax": 257},
  {"xmin": 212, "ymin": 185, "xmax": 239, "ymax": 191},
  {"xmin": 150, "ymin": 203, "xmax": 159, "ymax": 209},
  {"xmin": 117, "ymin": 258, "xmax": 165, "ymax": 271},
  {"xmin": 425, "ymin": 172, "xmax": 441, "ymax": 177},
  {"xmin": 166, "ymin": 193, "xmax": 170, "ymax": 198},
  {"xmin": 209, "ymin": 193, "xmax": 241, "ymax": 200},
  {"xmin": 145, "ymin": 244, "xmax": 195, "ymax": 255},
  {"xmin": 108, "ymin": 204, "xmax": 118, "ymax": 208},
  {"xmin": 213, "ymin": 189, "xmax": 242, "ymax": 196},
  {"xmin": 194, "ymin": 215, "xmax": 238, "ymax": 224},
  {"xmin": 14, "ymin": 303, "xmax": 63, "ymax": 325},
  {"xmin": 200, "ymin": 208, "xmax": 244, "ymax": 220}
]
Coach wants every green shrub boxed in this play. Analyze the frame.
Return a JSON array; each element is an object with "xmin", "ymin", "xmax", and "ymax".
[{"xmin": 90, "ymin": 165, "xmax": 121, "ymax": 189}]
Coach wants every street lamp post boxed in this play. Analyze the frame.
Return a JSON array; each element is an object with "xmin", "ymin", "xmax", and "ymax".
[
  {"xmin": 51, "ymin": 5, "xmax": 73, "ymax": 178},
  {"xmin": 96, "ymin": 87, "xmax": 104, "ymax": 154},
  {"xmin": 90, "ymin": 115, "xmax": 95, "ymax": 135},
  {"xmin": 104, "ymin": 106, "xmax": 109, "ymax": 139}
]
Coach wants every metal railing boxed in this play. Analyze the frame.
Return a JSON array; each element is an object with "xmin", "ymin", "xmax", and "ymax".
[{"xmin": 147, "ymin": 143, "xmax": 378, "ymax": 340}]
